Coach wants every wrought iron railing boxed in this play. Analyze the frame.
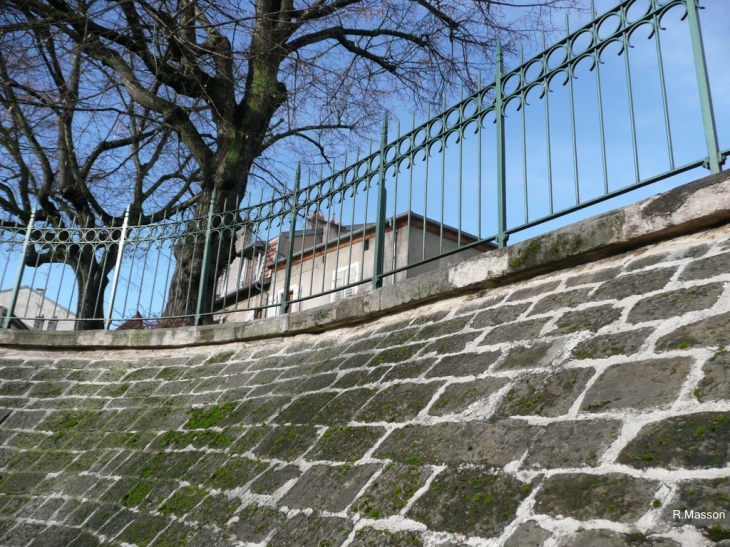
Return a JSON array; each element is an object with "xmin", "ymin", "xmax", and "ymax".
[{"xmin": 1, "ymin": 0, "xmax": 727, "ymax": 331}]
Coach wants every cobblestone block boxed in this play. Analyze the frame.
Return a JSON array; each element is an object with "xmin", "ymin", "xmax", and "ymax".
[
  {"xmin": 253, "ymin": 425, "xmax": 319, "ymax": 462},
  {"xmin": 534, "ymin": 473, "xmax": 659, "ymax": 523},
  {"xmin": 628, "ymin": 283, "xmax": 724, "ymax": 324},
  {"xmin": 381, "ymin": 359, "xmax": 434, "ymax": 381},
  {"xmin": 413, "ymin": 315, "xmax": 474, "ymax": 341},
  {"xmin": 307, "ymin": 426, "xmax": 385, "ymax": 462},
  {"xmin": 426, "ymin": 351, "xmax": 500, "ymax": 378},
  {"xmin": 681, "ymin": 251, "xmax": 730, "ymax": 281},
  {"xmin": 663, "ymin": 478, "xmax": 730, "ymax": 540},
  {"xmin": 529, "ymin": 288, "xmax": 592, "ymax": 316},
  {"xmin": 429, "ymin": 378, "xmax": 508, "ymax": 416},
  {"xmin": 503, "ymin": 521, "xmax": 551, "ymax": 547},
  {"xmin": 655, "ymin": 311, "xmax": 730, "ymax": 352},
  {"xmin": 376, "ymin": 327, "xmax": 421, "ymax": 348},
  {"xmin": 408, "ymin": 468, "xmax": 531, "ymax": 537},
  {"xmin": 619, "ymin": 412, "xmax": 730, "ymax": 469},
  {"xmin": 228, "ymin": 505, "xmax": 287, "ymax": 543},
  {"xmin": 356, "ymin": 381, "xmax": 444, "ymax": 423},
  {"xmin": 274, "ymin": 392, "xmax": 338, "ymax": 424},
  {"xmin": 496, "ymin": 339, "xmax": 565, "ymax": 371},
  {"xmin": 565, "ymin": 266, "xmax": 623, "ymax": 288},
  {"xmin": 581, "ymin": 357, "xmax": 691, "ymax": 412},
  {"xmin": 374, "ymin": 420, "xmax": 534, "ymax": 466},
  {"xmin": 524, "ymin": 419, "xmax": 623, "ymax": 469},
  {"xmin": 313, "ymin": 388, "xmax": 377, "ymax": 425},
  {"xmin": 553, "ymin": 304, "xmax": 621, "ymax": 333},
  {"xmin": 281, "ymin": 464, "xmax": 380, "ymax": 512},
  {"xmin": 480, "ymin": 318, "xmax": 551, "ymax": 346},
  {"xmin": 507, "ymin": 281, "xmax": 561, "ymax": 302},
  {"xmin": 561, "ymin": 530, "xmax": 680, "ymax": 547},
  {"xmin": 697, "ymin": 351, "xmax": 730, "ymax": 402},
  {"xmin": 572, "ymin": 328, "xmax": 654, "ymax": 360},
  {"xmin": 349, "ymin": 527, "xmax": 424, "ymax": 547},
  {"xmin": 334, "ymin": 366, "xmax": 391, "ymax": 388},
  {"xmin": 495, "ymin": 368, "xmax": 594, "ymax": 418},
  {"xmin": 268, "ymin": 513, "xmax": 353, "ymax": 547},
  {"xmin": 423, "ymin": 332, "xmax": 480, "ymax": 355},
  {"xmin": 592, "ymin": 267, "xmax": 677, "ymax": 301},
  {"xmin": 352, "ymin": 462, "xmax": 431, "ymax": 518},
  {"xmin": 371, "ymin": 343, "xmax": 427, "ymax": 365},
  {"xmin": 249, "ymin": 464, "xmax": 301, "ymax": 494},
  {"xmin": 470, "ymin": 303, "xmax": 530, "ymax": 329}
]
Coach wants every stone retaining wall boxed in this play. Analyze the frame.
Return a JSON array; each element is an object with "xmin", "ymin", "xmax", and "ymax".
[{"xmin": 1, "ymin": 182, "xmax": 730, "ymax": 546}]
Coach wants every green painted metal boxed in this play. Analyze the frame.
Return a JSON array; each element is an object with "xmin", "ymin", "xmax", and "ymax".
[
  {"xmin": 195, "ymin": 187, "xmax": 217, "ymax": 326},
  {"xmin": 3, "ymin": 208, "xmax": 35, "ymax": 329},
  {"xmin": 495, "ymin": 39, "xmax": 508, "ymax": 248},
  {"xmin": 372, "ymin": 116, "xmax": 389, "ymax": 290},
  {"xmin": 686, "ymin": 0, "xmax": 722, "ymax": 173},
  {"xmin": 104, "ymin": 205, "xmax": 130, "ymax": 330},
  {"xmin": 281, "ymin": 164, "xmax": 301, "ymax": 315}
]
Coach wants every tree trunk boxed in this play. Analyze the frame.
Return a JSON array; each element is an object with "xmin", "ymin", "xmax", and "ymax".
[
  {"xmin": 160, "ymin": 187, "xmax": 237, "ymax": 326},
  {"xmin": 72, "ymin": 244, "xmax": 112, "ymax": 330}
]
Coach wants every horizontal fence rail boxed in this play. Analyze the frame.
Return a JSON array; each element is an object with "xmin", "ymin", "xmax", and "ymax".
[{"xmin": 1, "ymin": 0, "xmax": 727, "ymax": 331}]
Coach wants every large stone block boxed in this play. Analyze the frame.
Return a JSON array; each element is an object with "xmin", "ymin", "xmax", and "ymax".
[
  {"xmin": 408, "ymin": 467, "xmax": 531, "ymax": 537},
  {"xmin": 279, "ymin": 464, "xmax": 380, "ymax": 512},
  {"xmin": 628, "ymin": 283, "xmax": 724, "ymax": 324},
  {"xmin": 534, "ymin": 473, "xmax": 659, "ymax": 523},
  {"xmin": 581, "ymin": 357, "xmax": 692, "ymax": 412},
  {"xmin": 352, "ymin": 462, "xmax": 432, "ymax": 518},
  {"xmin": 524, "ymin": 419, "xmax": 622, "ymax": 469},
  {"xmin": 572, "ymin": 327, "xmax": 654, "ymax": 360},
  {"xmin": 268, "ymin": 513, "xmax": 353, "ymax": 547},
  {"xmin": 591, "ymin": 267, "xmax": 677, "ymax": 301},
  {"xmin": 429, "ymin": 378, "xmax": 508, "ymax": 416},
  {"xmin": 655, "ymin": 312, "xmax": 730, "ymax": 352},
  {"xmin": 697, "ymin": 351, "xmax": 730, "ymax": 401},
  {"xmin": 495, "ymin": 368, "xmax": 594, "ymax": 418},
  {"xmin": 356, "ymin": 382, "xmax": 444, "ymax": 423},
  {"xmin": 619, "ymin": 412, "xmax": 730, "ymax": 469},
  {"xmin": 374, "ymin": 420, "xmax": 534, "ymax": 466}
]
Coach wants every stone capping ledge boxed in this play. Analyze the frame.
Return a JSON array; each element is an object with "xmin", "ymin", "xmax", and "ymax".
[{"xmin": 2, "ymin": 170, "xmax": 730, "ymax": 350}]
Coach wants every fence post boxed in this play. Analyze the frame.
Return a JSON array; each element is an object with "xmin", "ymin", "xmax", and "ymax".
[
  {"xmin": 3, "ymin": 208, "xmax": 36, "ymax": 329},
  {"xmin": 686, "ymin": 0, "xmax": 722, "ymax": 173},
  {"xmin": 495, "ymin": 39, "xmax": 508, "ymax": 248},
  {"xmin": 372, "ymin": 115, "xmax": 388, "ymax": 291},
  {"xmin": 104, "ymin": 205, "xmax": 130, "ymax": 330},
  {"xmin": 195, "ymin": 187, "xmax": 217, "ymax": 326},
  {"xmin": 281, "ymin": 164, "xmax": 301, "ymax": 315}
]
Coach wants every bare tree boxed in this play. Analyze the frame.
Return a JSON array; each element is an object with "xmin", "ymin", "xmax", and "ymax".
[
  {"xmin": 2, "ymin": 0, "xmax": 575, "ymax": 327},
  {"xmin": 0, "ymin": 23, "xmax": 198, "ymax": 328}
]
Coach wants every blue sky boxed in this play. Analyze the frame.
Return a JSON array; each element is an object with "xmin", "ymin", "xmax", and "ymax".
[{"xmin": 3, "ymin": 0, "xmax": 729, "ymax": 325}]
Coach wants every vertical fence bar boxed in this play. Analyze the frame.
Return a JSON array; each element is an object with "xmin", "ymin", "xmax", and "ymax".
[
  {"xmin": 3, "ymin": 208, "xmax": 35, "ymax": 329},
  {"xmin": 104, "ymin": 205, "xmax": 130, "ymax": 330},
  {"xmin": 195, "ymin": 188, "xmax": 217, "ymax": 326},
  {"xmin": 281, "ymin": 165, "xmax": 300, "ymax": 314},
  {"xmin": 686, "ymin": 0, "xmax": 722, "ymax": 173},
  {"xmin": 372, "ymin": 116, "xmax": 388, "ymax": 290},
  {"xmin": 495, "ymin": 39, "xmax": 508, "ymax": 248}
]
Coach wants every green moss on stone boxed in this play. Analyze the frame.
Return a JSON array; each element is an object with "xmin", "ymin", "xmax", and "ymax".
[
  {"xmin": 121, "ymin": 481, "xmax": 154, "ymax": 506},
  {"xmin": 184, "ymin": 403, "xmax": 235, "ymax": 429}
]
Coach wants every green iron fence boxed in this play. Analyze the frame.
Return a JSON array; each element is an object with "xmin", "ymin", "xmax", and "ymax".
[{"xmin": 1, "ymin": 0, "xmax": 727, "ymax": 331}]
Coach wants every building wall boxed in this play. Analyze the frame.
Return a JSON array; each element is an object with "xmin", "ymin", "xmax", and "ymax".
[
  {"xmin": 0, "ymin": 287, "xmax": 76, "ymax": 331},
  {"xmin": 219, "ymin": 224, "xmax": 487, "ymax": 323}
]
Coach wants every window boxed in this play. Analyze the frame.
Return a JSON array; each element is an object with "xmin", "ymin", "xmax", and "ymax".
[
  {"xmin": 273, "ymin": 285, "xmax": 300, "ymax": 316},
  {"xmin": 331, "ymin": 263, "xmax": 359, "ymax": 302},
  {"xmin": 244, "ymin": 294, "xmax": 268, "ymax": 321}
]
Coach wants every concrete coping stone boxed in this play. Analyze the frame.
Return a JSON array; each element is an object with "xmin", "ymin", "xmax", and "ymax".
[{"xmin": 2, "ymin": 170, "xmax": 730, "ymax": 350}]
